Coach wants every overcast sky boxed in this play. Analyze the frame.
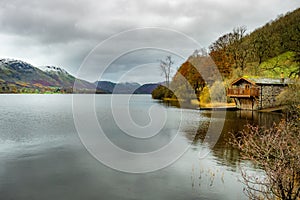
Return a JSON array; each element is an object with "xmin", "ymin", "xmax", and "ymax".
[{"xmin": 0, "ymin": 0, "xmax": 299, "ymax": 84}]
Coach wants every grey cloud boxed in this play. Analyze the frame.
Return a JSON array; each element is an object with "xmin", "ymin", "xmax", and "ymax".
[
  {"xmin": 0, "ymin": 0, "xmax": 299, "ymax": 83},
  {"xmin": 0, "ymin": 0, "xmax": 95, "ymax": 44},
  {"xmin": 75, "ymin": 28, "xmax": 197, "ymax": 82}
]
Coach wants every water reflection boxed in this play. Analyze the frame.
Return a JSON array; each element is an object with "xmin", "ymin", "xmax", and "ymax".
[
  {"xmin": 0, "ymin": 95, "xmax": 285, "ymax": 200},
  {"xmin": 179, "ymin": 109, "xmax": 284, "ymax": 197},
  {"xmin": 182, "ymin": 110, "xmax": 283, "ymax": 171},
  {"xmin": 159, "ymin": 99, "xmax": 199, "ymax": 109}
]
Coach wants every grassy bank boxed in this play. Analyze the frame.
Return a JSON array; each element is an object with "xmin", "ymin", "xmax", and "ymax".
[{"xmin": 162, "ymin": 98, "xmax": 236, "ymax": 109}]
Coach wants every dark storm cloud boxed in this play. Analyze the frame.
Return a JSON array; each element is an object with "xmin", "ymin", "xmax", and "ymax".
[{"xmin": 0, "ymin": 0, "xmax": 299, "ymax": 83}]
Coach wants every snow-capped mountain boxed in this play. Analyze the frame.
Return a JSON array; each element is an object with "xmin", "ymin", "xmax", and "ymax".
[
  {"xmin": 0, "ymin": 58, "xmax": 36, "ymax": 72},
  {"xmin": 41, "ymin": 66, "xmax": 69, "ymax": 75},
  {"xmin": 0, "ymin": 58, "xmax": 158, "ymax": 94},
  {"xmin": 0, "ymin": 58, "xmax": 100, "ymax": 93}
]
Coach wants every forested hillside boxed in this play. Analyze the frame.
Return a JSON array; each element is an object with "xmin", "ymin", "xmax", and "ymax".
[
  {"xmin": 152, "ymin": 7, "xmax": 300, "ymax": 102},
  {"xmin": 210, "ymin": 7, "xmax": 300, "ymax": 78}
]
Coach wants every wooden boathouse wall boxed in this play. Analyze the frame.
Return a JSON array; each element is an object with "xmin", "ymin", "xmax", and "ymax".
[{"xmin": 227, "ymin": 77, "xmax": 288, "ymax": 110}]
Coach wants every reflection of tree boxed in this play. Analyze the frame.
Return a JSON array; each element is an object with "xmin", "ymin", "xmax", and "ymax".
[
  {"xmin": 182, "ymin": 111, "xmax": 283, "ymax": 171},
  {"xmin": 182, "ymin": 112, "xmax": 243, "ymax": 170}
]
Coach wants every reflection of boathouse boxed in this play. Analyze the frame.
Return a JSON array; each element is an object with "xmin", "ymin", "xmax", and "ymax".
[{"xmin": 227, "ymin": 77, "xmax": 288, "ymax": 110}]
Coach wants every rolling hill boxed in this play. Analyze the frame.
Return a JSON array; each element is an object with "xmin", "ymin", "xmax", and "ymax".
[
  {"xmin": 0, "ymin": 58, "xmax": 159, "ymax": 94},
  {"xmin": 0, "ymin": 58, "xmax": 104, "ymax": 93},
  {"xmin": 95, "ymin": 81, "xmax": 160, "ymax": 94}
]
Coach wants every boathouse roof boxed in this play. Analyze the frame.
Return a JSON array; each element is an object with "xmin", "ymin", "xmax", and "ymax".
[{"xmin": 231, "ymin": 77, "xmax": 290, "ymax": 86}]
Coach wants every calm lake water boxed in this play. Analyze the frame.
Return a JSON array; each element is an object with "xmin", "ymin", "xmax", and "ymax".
[{"xmin": 0, "ymin": 94, "xmax": 282, "ymax": 200}]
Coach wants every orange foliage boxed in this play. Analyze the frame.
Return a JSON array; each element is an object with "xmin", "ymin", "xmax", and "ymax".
[{"xmin": 210, "ymin": 49, "xmax": 234, "ymax": 77}]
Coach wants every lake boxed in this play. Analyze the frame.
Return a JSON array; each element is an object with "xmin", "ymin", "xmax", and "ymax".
[{"xmin": 0, "ymin": 94, "xmax": 283, "ymax": 200}]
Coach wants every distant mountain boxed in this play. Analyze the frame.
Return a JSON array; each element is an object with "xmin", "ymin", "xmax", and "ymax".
[
  {"xmin": 95, "ymin": 81, "xmax": 160, "ymax": 94},
  {"xmin": 0, "ymin": 58, "xmax": 105, "ymax": 93},
  {"xmin": 0, "ymin": 58, "xmax": 159, "ymax": 94},
  {"xmin": 93, "ymin": 81, "xmax": 115, "ymax": 93},
  {"xmin": 40, "ymin": 65, "xmax": 95, "ymax": 90},
  {"xmin": 112, "ymin": 82, "xmax": 140, "ymax": 94},
  {"xmin": 0, "ymin": 58, "xmax": 57, "ymax": 86},
  {"xmin": 134, "ymin": 83, "xmax": 160, "ymax": 94}
]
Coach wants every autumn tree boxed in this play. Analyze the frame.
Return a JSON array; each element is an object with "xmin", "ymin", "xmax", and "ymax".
[
  {"xmin": 209, "ymin": 32, "xmax": 235, "ymax": 77},
  {"xmin": 210, "ymin": 81, "xmax": 226, "ymax": 103},
  {"xmin": 172, "ymin": 55, "xmax": 217, "ymax": 100},
  {"xmin": 171, "ymin": 61, "xmax": 203, "ymax": 100},
  {"xmin": 209, "ymin": 26, "xmax": 249, "ymax": 77},
  {"xmin": 153, "ymin": 55, "xmax": 212, "ymax": 101}
]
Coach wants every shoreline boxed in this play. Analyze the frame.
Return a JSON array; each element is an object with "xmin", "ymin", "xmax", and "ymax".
[{"xmin": 163, "ymin": 98, "xmax": 237, "ymax": 110}]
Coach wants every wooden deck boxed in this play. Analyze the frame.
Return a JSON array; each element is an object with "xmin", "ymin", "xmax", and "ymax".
[
  {"xmin": 199, "ymin": 106, "xmax": 237, "ymax": 111},
  {"xmin": 199, "ymin": 103, "xmax": 237, "ymax": 111},
  {"xmin": 227, "ymin": 88, "xmax": 259, "ymax": 97}
]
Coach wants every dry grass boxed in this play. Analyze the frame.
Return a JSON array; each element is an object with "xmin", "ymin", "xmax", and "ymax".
[
  {"xmin": 197, "ymin": 100, "xmax": 236, "ymax": 108},
  {"xmin": 163, "ymin": 98, "xmax": 236, "ymax": 108}
]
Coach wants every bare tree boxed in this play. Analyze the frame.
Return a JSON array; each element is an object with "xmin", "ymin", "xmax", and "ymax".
[
  {"xmin": 191, "ymin": 48, "xmax": 208, "ymax": 58},
  {"xmin": 231, "ymin": 111, "xmax": 300, "ymax": 200},
  {"xmin": 159, "ymin": 56, "xmax": 174, "ymax": 88}
]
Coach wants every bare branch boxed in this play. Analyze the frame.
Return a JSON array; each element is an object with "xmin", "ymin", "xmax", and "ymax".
[{"xmin": 231, "ymin": 106, "xmax": 300, "ymax": 200}]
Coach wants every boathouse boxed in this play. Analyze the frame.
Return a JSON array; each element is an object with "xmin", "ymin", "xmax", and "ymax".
[{"xmin": 227, "ymin": 77, "xmax": 289, "ymax": 110}]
